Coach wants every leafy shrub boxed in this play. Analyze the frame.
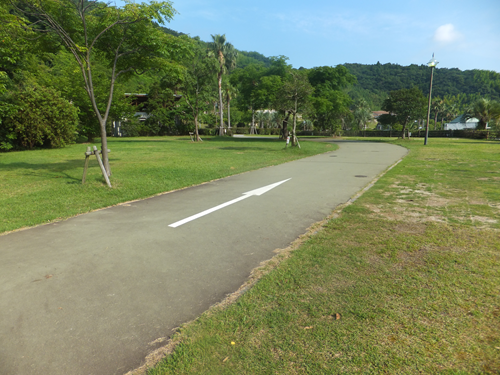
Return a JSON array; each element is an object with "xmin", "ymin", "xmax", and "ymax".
[{"xmin": 1, "ymin": 86, "xmax": 78, "ymax": 150}]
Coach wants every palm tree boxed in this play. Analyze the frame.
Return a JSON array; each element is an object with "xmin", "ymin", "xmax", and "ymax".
[
  {"xmin": 271, "ymin": 111, "xmax": 282, "ymax": 129},
  {"xmin": 465, "ymin": 98, "xmax": 500, "ymax": 130},
  {"xmin": 263, "ymin": 111, "xmax": 272, "ymax": 129},
  {"xmin": 255, "ymin": 111, "xmax": 266, "ymax": 129},
  {"xmin": 209, "ymin": 34, "xmax": 238, "ymax": 136},
  {"xmin": 224, "ymin": 83, "xmax": 238, "ymax": 129},
  {"xmin": 353, "ymin": 99, "xmax": 372, "ymax": 130},
  {"xmin": 442, "ymin": 102, "xmax": 458, "ymax": 127},
  {"xmin": 431, "ymin": 98, "xmax": 445, "ymax": 130}
]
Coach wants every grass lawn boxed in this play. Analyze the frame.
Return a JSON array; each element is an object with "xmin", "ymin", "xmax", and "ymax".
[
  {"xmin": 0, "ymin": 136, "xmax": 333, "ymax": 234},
  {"xmin": 146, "ymin": 138, "xmax": 500, "ymax": 375}
]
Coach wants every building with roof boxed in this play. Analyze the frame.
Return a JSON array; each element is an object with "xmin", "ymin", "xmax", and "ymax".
[{"xmin": 443, "ymin": 114, "xmax": 486, "ymax": 130}]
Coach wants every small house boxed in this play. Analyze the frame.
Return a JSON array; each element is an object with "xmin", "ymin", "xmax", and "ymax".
[{"xmin": 444, "ymin": 114, "xmax": 485, "ymax": 130}]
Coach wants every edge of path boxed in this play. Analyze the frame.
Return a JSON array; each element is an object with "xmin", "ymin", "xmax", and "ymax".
[{"xmin": 123, "ymin": 140, "xmax": 409, "ymax": 375}]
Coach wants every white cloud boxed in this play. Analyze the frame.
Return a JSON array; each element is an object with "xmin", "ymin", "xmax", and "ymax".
[{"xmin": 433, "ymin": 24, "xmax": 462, "ymax": 43}]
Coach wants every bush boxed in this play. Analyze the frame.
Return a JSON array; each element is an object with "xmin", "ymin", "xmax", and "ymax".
[{"xmin": 1, "ymin": 86, "xmax": 78, "ymax": 150}]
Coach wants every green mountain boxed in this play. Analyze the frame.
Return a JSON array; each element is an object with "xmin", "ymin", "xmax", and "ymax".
[
  {"xmin": 345, "ymin": 62, "xmax": 500, "ymax": 110},
  {"xmin": 160, "ymin": 28, "xmax": 500, "ymax": 110}
]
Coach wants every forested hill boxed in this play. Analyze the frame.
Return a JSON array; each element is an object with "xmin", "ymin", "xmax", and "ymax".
[
  {"xmin": 345, "ymin": 62, "xmax": 500, "ymax": 109},
  {"xmin": 160, "ymin": 27, "xmax": 500, "ymax": 110},
  {"xmin": 160, "ymin": 26, "xmax": 272, "ymax": 69}
]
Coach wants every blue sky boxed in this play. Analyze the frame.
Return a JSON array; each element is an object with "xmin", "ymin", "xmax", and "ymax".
[{"xmin": 117, "ymin": 0, "xmax": 500, "ymax": 72}]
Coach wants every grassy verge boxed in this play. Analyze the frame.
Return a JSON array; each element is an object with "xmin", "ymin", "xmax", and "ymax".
[
  {"xmin": 0, "ymin": 136, "xmax": 333, "ymax": 234},
  {"xmin": 148, "ymin": 138, "xmax": 500, "ymax": 374}
]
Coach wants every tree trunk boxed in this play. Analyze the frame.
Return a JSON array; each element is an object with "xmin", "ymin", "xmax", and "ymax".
[
  {"xmin": 99, "ymin": 118, "xmax": 111, "ymax": 176},
  {"xmin": 401, "ymin": 120, "xmax": 407, "ymax": 140},
  {"xmin": 194, "ymin": 112, "xmax": 200, "ymax": 141},
  {"xmin": 251, "ymin": 107, "xmax": 255, "ymax": 135},
  {"xmin": 282, "ymin": 111, "xmax": 290, "ymax": 139},
  {"xmin": 218, "ymin": 72, "xmax": 224, "ymax": 136},
  {"xmin": 227, "ymin": 99, "xmax": 231, "ymax": 129},
  {"xmin": 292, "ymin": 99, "xmax": 298, "ymax": 146}
]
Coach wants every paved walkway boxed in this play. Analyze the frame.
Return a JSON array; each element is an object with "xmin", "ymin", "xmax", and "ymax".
[{"xmin": 0, "ymin": 141, "xmax": 407, "ymax": 375}]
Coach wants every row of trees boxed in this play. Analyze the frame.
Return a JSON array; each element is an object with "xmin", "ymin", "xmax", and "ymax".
[
  {"xmin": 1, "ymin": 1, "xmax": 499, "ymax": 179},
  {"xmin": 0, "ymin": 0, "xmax": 192, "ymax": 176}
]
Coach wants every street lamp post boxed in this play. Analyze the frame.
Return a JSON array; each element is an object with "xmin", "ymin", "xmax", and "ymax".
[{"xmin": 424, "ymin": 54, "xmax": 438, "ymax": 145}]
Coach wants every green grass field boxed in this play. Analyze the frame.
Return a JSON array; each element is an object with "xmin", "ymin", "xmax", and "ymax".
[
  {"xmin": 0, "ymin": 136, "xmax": 333, "ymax": 234},
  {"xmin": 145, "ymin": 138, "xmax": 500, "ymax": 375}
]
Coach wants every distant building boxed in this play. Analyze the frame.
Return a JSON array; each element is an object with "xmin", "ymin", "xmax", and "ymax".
[
  {"xmin": 444, "ymin": 114, "xmax": 485, "ymax": 130},
  {"xmin": 373, "ymin": 111, "xmax": 391, "ymax": 130},
  {"xmin": 372, "ymin": 111, "xmax": 389, "ymax": 119},
  {"xmin": 113, "ymin": 93, "xmax": 182, "ymax": 137}
]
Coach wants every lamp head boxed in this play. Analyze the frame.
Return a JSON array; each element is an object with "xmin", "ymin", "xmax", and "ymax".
[{"xmin": 428, "ymin": 53, "xmax": 439, "ymax": 67}]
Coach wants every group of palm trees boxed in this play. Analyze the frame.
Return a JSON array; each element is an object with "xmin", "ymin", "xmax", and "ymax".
[
  {"xmin": 430, "ymin": 99, "xmax": 460, "ymax": 130},
  {"xmin": 464, "ymin": 98, "xmax": 500, "ymax": 130},
  {"xmin": 432, "ymin": 98, "xmax": 500, "ymax": 130},
  {"xmin": 254, "ymin": 111, "xmax": 282, "ymax": 129}
]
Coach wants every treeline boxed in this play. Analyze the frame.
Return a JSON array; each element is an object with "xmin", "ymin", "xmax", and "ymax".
[
  {"xmin": 1, "ymin": 0, "xmax": 499, "ymax": 158},
  {"xmin": 345, "ymin": 62, "xmax": 500, "ymax": 110}
]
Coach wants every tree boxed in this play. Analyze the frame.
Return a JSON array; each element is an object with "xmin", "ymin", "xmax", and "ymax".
[
  {"xmin": 275, "ymin": 70, "xmax": 313, "ymax": 147},
  {"xmin": 464, "ymin": 98, "xmax": 500, "ymax": 130},
  {"xmin": 431, "ymin": 98, "xmax": 445, "ymax": 130},
  {"xmin": 209, "ymin": 34, "xmax": 237, "ymax": 136},
  {"xmin": 223, "ymin": 81, "xmax": 238, "ymax": 129},
  {"xmin": 31, "ymin": 50, "xmax": 133, "ymax": 142},
  {"xmin": 381, "ymin": 87, "xmax": 426, "ymax": 139},
  {"xmin": 352, "ymin": 99, "xmax": 372, "ymax": 130},
  {"xmin": 307, "ymin": 66, "xmax": 356, "ymax": 133},
  {"xmin": 11, "ymin": 0, "xmax": 189, "ymax": 177},
  {"xmin": 182, "ymin": 44, "xmax": 218, "ymax": 141}
]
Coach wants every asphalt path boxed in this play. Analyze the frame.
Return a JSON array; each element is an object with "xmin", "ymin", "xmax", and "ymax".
[{"xmin": 0, "ymin": 140, "xmax": 407, "ymax": 375}]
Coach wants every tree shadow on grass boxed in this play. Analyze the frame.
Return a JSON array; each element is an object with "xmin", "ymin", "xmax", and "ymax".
[
  {"xmin": 0, "ymin": 160, "xmax": 83, "ymax": 172},
  {"xmin": 109, "ymin": 138, "xmax": 176, "ymax": 144},
  {"xmin": 217, "ymin": 147, "xmax": 271, "ymax": 151},
  {"xmin": 0, "ymin": 157, "xmax": 123, "ymax": 183},
  {"xmin": 0, "ymin": 156, "xmax": 121, "ymax": 173}
]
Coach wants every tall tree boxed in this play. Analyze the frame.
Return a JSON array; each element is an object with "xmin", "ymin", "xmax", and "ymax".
[
  {"xmin": 275, "ymin": 70, "xmax": 313, "ymax": 147},
  {"xmin": 182, "ymin": 44, "xmax": 218, "ymax": 141},
  {"xmin": 223, "ymin": 81, "xmax": 238, "ymax": 129},
  {"xmin": 382, "ymin": 87, "xmax": 426, "ymax": 139},
  {"xmin": 431, "ymin": 98, "xmax": 445, "ymax": 130},
  {"xmin": 11, "ymin": 0, "xmax": 189, "ymax": 177},
  {"xmin": 209, "ymin": 34, "xmax": 237, "ymax": 136},
  {"xmin": 352, "ymin": 99, "xmax": 372, "ymax": 130},
  {"xmin": 464, "ymin": 98, "xmax": 500, "ymax": 130},
  {"xmin": 307, "ymin": 65, "xmax": 356, "ymax": 133}
]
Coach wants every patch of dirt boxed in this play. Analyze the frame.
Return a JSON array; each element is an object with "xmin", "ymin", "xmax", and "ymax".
[
  {"xmin": 469, "ymin": 199, "xmax": 488, "ymax": 205},
  {"xmin": 395, "ymin": 199, "xmax": 419, "ymax": 205},
  {"xmin": 426, "ymin": 197, "xmax": 453, "ymax": 207},
  {"xmin": 424, "ymin": 215, "xmax": 447, "ymax": 223},
  {"xmin": 365, "ymin": 204, "xmax": 381, "ymax": 213},
  {"xmin": 396, "ymin": 247, "xmax": 429, "ymax": 267},
  {"xmin": 471, "ymin": 216, "xmax": 498, "ymax": 224},
  {"xmin": 394, "ymin": 222, "xmax": 426, "ymax": 235}
]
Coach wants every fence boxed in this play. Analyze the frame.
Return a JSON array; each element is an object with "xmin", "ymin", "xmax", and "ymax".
[{"xmin": 340, "ymin": 129, "xmax": 499, "ymax": 140}]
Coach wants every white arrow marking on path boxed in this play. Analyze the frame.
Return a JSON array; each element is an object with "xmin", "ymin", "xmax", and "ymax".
[{"xmin": 169, "ymin": 178, "xmax": 291, "ymax": 228}]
